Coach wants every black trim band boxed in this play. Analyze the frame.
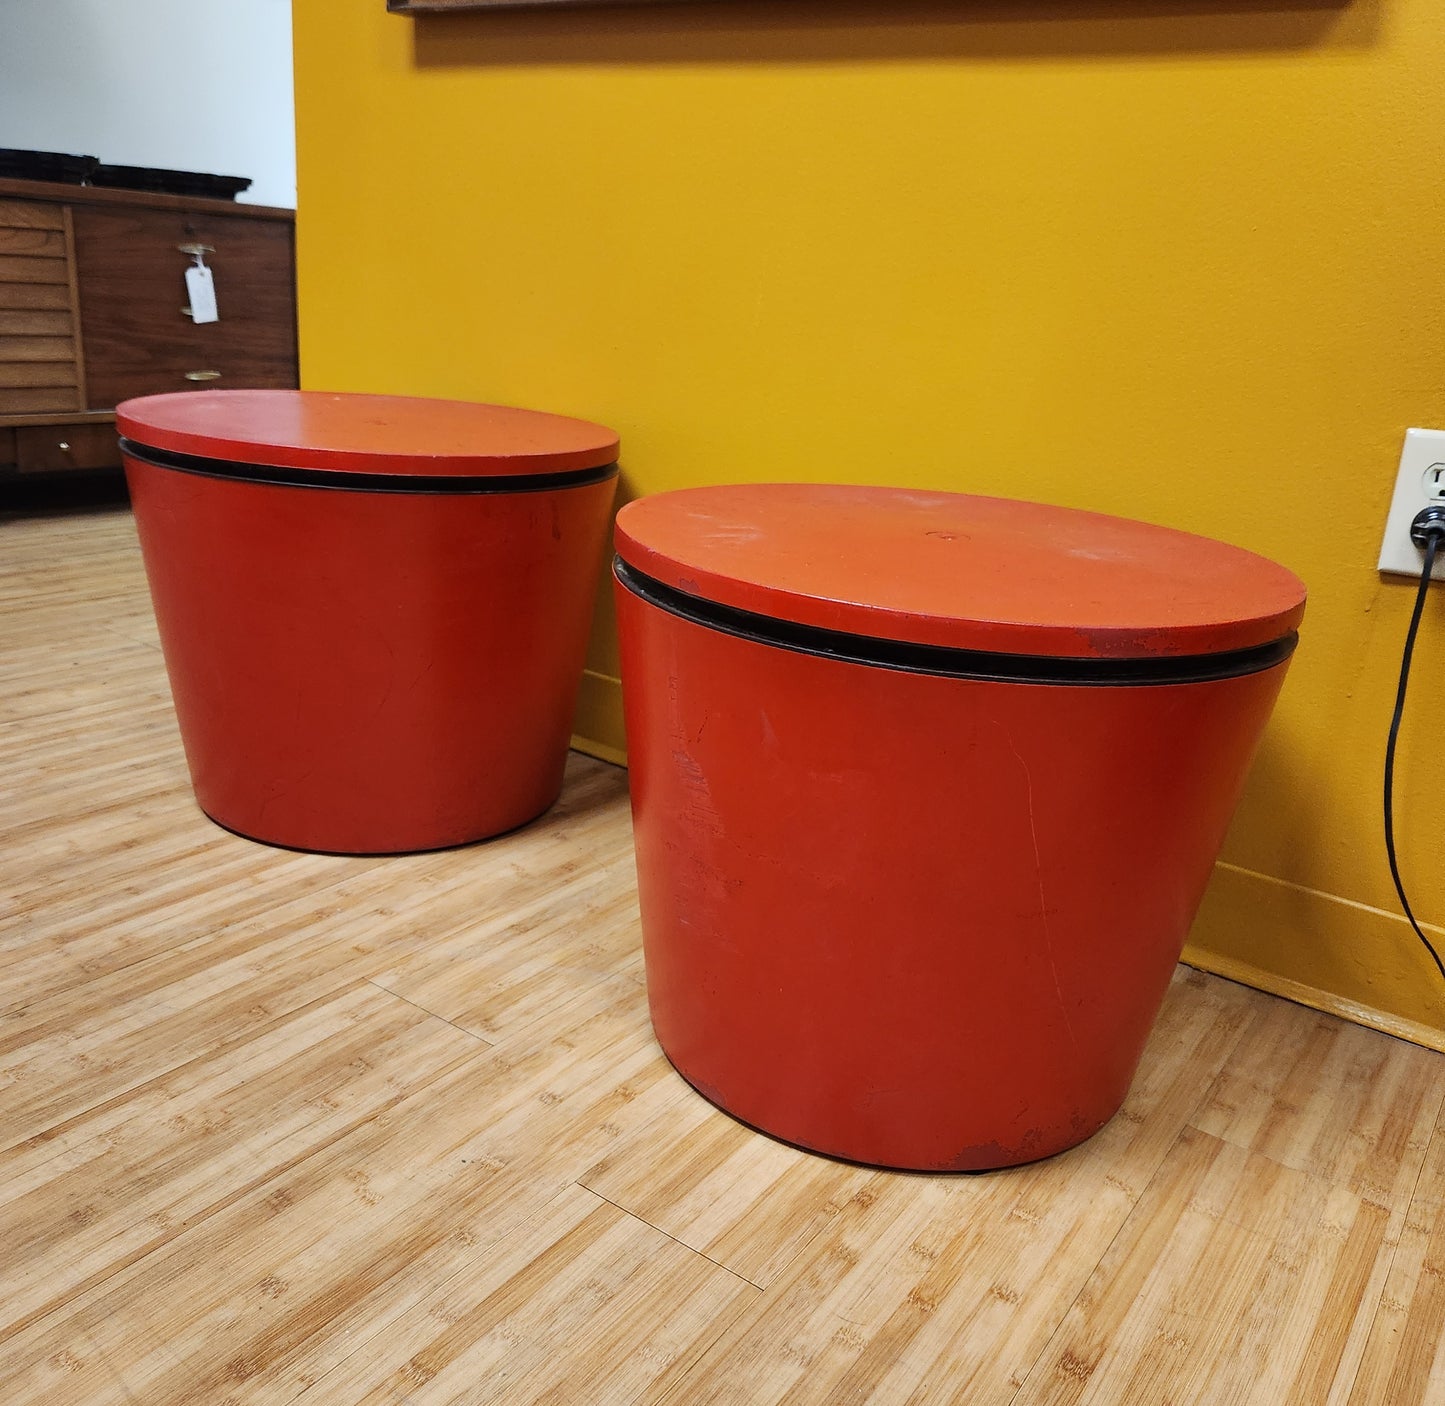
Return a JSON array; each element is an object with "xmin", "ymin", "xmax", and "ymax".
[
  {"xmin": 615, "ymin": 558, "xmax": 1297, "ymax": 687},
  {"xmin": 119, "ymin": 438, "xmax": 619, "ymax": 495}
]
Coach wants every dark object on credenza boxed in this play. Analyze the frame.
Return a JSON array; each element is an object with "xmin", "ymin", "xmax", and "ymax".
[
  {"xmin": 90, "ymin": 164, "xmax": 252, "ymax": 202},
  {"xmin": 0, "ymin": 149, "xmax": 98, "ymax": 185}
]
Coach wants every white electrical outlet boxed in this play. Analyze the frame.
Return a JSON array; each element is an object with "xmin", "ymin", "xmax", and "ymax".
[{"xmin": 1378, "ymin": 428, "xmax": 1445, "ymax": 578}]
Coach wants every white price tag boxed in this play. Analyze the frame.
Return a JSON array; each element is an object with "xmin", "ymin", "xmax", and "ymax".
[{"xmin": 185, "ymin": 263, "xmax": 219, "ymax": 324}]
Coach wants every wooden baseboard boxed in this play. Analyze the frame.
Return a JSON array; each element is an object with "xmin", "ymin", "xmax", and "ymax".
[
  {"xmin": 571, "ymin": 669, "xmax": 627, "ymax": 766},
  {"xmin": 571, "ymin": 734, "xmax": 627, "ymax": 768},
  {"xmin": 1180, "ymin": 945, "xmax": 1445, "ymax": 1054},
  {"xmin": 1185, "ymin": 860, "xmax": 1445, "ymax": 1051}
]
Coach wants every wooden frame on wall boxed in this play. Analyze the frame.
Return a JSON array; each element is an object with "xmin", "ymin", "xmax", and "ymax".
[{"xmin": 389, "ymin": 0, "xmax": 694, "ymax": 11}]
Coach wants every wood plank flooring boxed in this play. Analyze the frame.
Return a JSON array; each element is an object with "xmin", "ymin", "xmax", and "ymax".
[{"xmin": 4, "ymin": 501, "xmax": 1445, "ymax": 1404}]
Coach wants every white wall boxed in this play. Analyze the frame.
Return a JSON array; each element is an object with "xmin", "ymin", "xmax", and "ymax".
[{"xmin": 0, "ymin": 0, "xmax": 295, "ymax": 209}]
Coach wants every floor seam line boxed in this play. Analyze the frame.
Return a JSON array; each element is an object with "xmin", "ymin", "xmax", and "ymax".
[
  {"xmin": 578, "ymin": 1182, "xmax": 765, "ymax": 1291},
  {"xmin": 365, "ymin": 979, "xmax": 495, "ymax": 1045}
]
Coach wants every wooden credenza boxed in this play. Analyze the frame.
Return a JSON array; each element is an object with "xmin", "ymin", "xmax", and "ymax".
[{"xmin": 0, "ymin": 177, "xmax": 297, "ymax": 479}]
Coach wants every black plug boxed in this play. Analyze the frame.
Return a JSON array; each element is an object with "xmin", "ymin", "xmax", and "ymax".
[
  {"xmin": 1410, "ymin": 505, "xmax": 1445, "ymax": 550},
  {"xmin": 1387, "ymin": 504, "xmax": 1445, "ymax": 989}
]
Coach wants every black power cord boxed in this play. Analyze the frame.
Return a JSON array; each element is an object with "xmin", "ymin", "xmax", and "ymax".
[{"xmin": 1384, "ymin": 505, "xmax": 1445, "ymax": 982}]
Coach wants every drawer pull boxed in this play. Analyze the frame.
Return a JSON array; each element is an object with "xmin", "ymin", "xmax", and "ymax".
[
  {"xmin": 184, "ymin": 370, "xmax": 222, "ymax": 382},
  {"xmin": 178, "ymin": 243, "xmax": 215, "ymax": 257},
  {"xmin": 58, "ymin": 441, "xmax": 70, "ymax": 452}
]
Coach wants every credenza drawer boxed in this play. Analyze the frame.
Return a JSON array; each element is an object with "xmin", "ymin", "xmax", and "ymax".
[{"xmin": 15, "ymin": 422, "xmax": 121, "ymax": 474}]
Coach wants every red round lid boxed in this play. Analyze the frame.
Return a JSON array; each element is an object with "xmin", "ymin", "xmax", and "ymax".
[
  {"xmin": 116, "ymin": 389, "xmax": 619, "ymax": 478},
  {"xmin": 615, "ymin": 484, "xmax": 1306, "ymax": 659}
]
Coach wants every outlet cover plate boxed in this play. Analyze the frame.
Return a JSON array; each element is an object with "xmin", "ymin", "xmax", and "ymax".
[{"xmin": 1379, "ymin": 428, "xmax": 1445, "ymax": 579}]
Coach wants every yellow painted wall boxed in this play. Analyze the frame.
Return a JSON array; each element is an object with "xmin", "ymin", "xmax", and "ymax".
[{"xmin": 293, "ymin": 0, "xmax": 1445, "ymax": 1034}]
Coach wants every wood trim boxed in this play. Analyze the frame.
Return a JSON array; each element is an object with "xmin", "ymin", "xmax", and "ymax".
[
  {"xmin": 0, "ymin": 283, "xmax": 71, "ymax": 311},
  {"xmin": 0, "ymin": 336, "xmax": 78, "ymax": 362},
  {"xmin": 0, "ymin": 363, "xmax": 79, "ymax": 388},
  {"xmin": 570, "ymin": 732, "xmax": 628, "ymax": 767},
  {"xmin": 0, "ymin": 198, "xmax": 64, "ymax": 230},
  {"xmin": 1180, "ymin": 945, "xmax": 1445, "ymax": 1055},
  {"xmin": 0, "ymin": 177, "xmax": 294, "ymax": 223},
  {"xmin": 0, "ymin": 310, "xmax": 72, "ymax": 337},
  {"xmin": 0, "ymin": 409, "xmax": 115, "ymax": 428},
  {"xmin": 0, "ymin": 254, "xmax": 68, "ymax": 283},
  {"xmin": 1188, "ymin": 859, "xmax": 1445, "ymax": 1042},
  {"xmin": 0, "ymin": 387, "xmax": 81, "ymax": 414},
  {"xmin": 61, "ymin": 206, "xmax": 88, "ymax": 410},
  {"xmin": 0, "ymin": 226, "xmax": 67, "ymax": 258}
]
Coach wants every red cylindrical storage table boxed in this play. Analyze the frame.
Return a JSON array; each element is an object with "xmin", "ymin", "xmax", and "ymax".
[
  {"xmin": 614, "ymin": 485, "xmax": 1305, "ymax": 1171},
  {"xmin": 118, "ymin": 389, "xmax": 618, "ymax": 854}
]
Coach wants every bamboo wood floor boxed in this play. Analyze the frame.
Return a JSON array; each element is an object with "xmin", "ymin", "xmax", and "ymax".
[{"xmin": 4, "ymin": 500, "xmax": 1445, "ymax": 1405}]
